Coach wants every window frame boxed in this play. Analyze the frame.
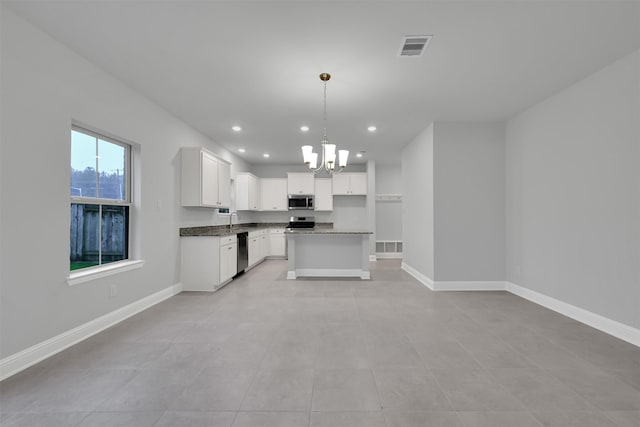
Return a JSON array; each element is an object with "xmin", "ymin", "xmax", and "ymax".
[{"xmin": 69, "ymin": 125, "xmax": 137, "ymax": 283}]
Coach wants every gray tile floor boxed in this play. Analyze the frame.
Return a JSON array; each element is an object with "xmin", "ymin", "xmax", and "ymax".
[{"xmin": 1, "ymin": 259, "xmax": 640, "ymax": 426}]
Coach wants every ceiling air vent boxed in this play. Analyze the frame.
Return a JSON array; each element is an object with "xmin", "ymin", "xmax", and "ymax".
[{"xmin": 399, "ymin": 35, "xmax": 432, "ymax": 57}]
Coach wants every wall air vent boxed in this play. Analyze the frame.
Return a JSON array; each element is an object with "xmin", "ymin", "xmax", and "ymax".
[{"xmin": 399, "ymin": 35, "xmax": 432, "ymax": 57}]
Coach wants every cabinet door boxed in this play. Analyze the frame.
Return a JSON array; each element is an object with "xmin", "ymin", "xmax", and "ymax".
[
  {"xmin": 331, "ymin": 173, "xmax": 350, "ymax": 195},
  {"xmin": 248, "ymin": 236, "xmax": 259, "ymax": 266},
  {"xmin": 236, "ymin": 173, "xmax": 260, "ymax": 211},
  {"xmin": 181, "ymin": 237, "xmax": 220, "ymax": 291},
  {"xmin": 217, "ymin": 161, "xmax": 231, "ymax": 208},
  {"xmin": 314, "ymin": 178, "xmax": 333, "ymax": 211},
  {"xmin": 269, "ymin": 235, "xmax": 286, "ymax": 256},
  {"xmin": 259, "ymin": 234, "xmax": 268, "ymax": 259},
  {"xmin": 201, "ymin": 152, "xmax": 219, "ymax": 206},
  {"xmin": 249, "ymin": 175, "xmax": 261, "ymax": 210},
  {"xmin": 288, "ymin": 172, "xmax": 315, "ymax": 195},
  {"xmin": 349, "ymin": 173, "xmax": 368, "ymax": 195},
  {"xmin": 261, "ymin": 179, "xmax": 287, "ymax": 211},
  {"xmin": 219, "ymin": 242, "xmax": 236, "ymax": 283}
]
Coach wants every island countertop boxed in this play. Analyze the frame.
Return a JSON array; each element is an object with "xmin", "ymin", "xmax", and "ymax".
[{"xmin": 285, "ymin": 229, "xmax": 372, "ymax": 235}]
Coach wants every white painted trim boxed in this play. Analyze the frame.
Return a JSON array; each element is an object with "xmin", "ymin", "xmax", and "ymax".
[
  {"xmin": 295, "ymin": 268, "xmax": 364, "ymax": 278},
  {"xmin": 433, "ymin": 281, "xmax": 506, "ymax": 291},
  {"xmin": 369, "ymin": 254, "xmax": 377, "ymax": 262},
  {"xmin": 287, "ymin": 270, "xmax": 297, "ymax": 280},
  {"xmin": 376, "ymin": 253, "xmax": 403, "ymax": 259},
  {"xmin": 401, "ymin": 262, "xmax": 434, "ymax": 290},
  {"xmin": 68, "ymin": 260, "xmax": 144, "ymax": 286},
  {"xmin": 0, "ymin": 283, "xmax": 183, "ymax": 381},
  {"xmin": 506, "ymin": 282, "xmax": 640, "ymax": 347}
]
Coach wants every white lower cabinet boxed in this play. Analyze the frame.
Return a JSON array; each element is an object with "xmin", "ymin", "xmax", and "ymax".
[
  {"xmin": 182, "ymin": 235, "xmax": 237, "ymax": 291},
  {"xmin": 248, "ymin": 229, "xmax": 268, "ymax": 268},
  {"xmin": 219, "ymin": 239, "xmax": 237, "ymax": 284},
  {"xmin": 269, "ymin": 228, "xmax": 287, "ymax": 257},
  {"xmin": 183, "ymin": 228, "xmax": 282, "ymax": 287}
]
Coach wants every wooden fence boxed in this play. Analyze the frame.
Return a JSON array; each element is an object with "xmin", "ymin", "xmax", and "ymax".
[{"xmin": 70, "ymin": 204, "xmax": 128, "ymax": 262}]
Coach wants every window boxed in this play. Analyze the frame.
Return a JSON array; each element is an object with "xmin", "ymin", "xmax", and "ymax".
[{"xmin": 70, "ymin": 126, "xmax": 131, "ymax": 271}]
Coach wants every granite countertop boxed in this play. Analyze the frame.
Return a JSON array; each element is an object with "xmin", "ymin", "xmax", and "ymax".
[
  {"xmin": 284, "ymin": 229, "xmax": 372, "ymax": 235},
  {"xmin": 180, "ymin": 222, "xmax": 334, "ymax": 237}
]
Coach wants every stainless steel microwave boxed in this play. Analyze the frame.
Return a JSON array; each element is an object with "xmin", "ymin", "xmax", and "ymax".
[{"xmin": 288, "ymin": 195, "xmax": 314, "ymax": 210}]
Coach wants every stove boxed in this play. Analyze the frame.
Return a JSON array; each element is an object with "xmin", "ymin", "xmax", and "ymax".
[{"xmin": 287, "ymin": 216, "xmax": 316, "ymax": 229}]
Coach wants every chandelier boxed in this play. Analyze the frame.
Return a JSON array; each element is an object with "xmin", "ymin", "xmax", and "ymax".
[{"xmin": 301, "ymin": 73, "xmax": 349, "ymax": 174}]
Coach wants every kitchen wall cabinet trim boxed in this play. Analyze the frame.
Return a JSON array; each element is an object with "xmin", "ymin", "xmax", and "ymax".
[{"xmin": 181, "ymin": 147, "xmax": 231, "ymax": 208}]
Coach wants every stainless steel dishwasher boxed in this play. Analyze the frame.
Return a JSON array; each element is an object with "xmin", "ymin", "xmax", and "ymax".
[{"xmin": 236, "ymin": 232, "xmax": 248, "ymax": 275}]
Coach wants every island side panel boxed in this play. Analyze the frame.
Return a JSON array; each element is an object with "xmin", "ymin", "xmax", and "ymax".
[
  {"xmin": 287, "ymin": 236, "xmax": 297, "ymax": 279},
  {"xmin": 287, "ymin": 234, "xmax": 370, "ymax": 279},
  {"xmin": 361, "ymin": 234, "xmax": 371, "ymax": 279}
]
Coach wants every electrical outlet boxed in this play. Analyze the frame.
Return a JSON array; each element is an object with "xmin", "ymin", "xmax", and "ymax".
[{"xmin": 109, "ymin": 284, "xmax": 117, "ymax": 297}]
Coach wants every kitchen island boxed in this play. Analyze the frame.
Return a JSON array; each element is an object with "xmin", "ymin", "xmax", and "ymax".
[{"xmin": 285, "ymin": 229, "xmax": 373, "ymax": 280}]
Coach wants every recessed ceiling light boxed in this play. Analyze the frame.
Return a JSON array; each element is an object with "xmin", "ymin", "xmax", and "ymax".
[
  {"xmin": 238, "ymin": 148, "xmax": 246, "ymax": 153},
  {"xmin": 232, "ymin": 125, "xmax": 242, "ymax": 132},
  {"xmin": 263, "ymin": 153, "xmax": 270, "ymax": 158},
  {"xmin": 300, "ymin": 126, "xmax": 309, "ymax": 132},
  {"xmin": 356, "ymin": 153, "xmax": 363, "ymax": 158},
  {"xmin": 367, "ymin": 126, "xmax": 377, "ymax": 132}
]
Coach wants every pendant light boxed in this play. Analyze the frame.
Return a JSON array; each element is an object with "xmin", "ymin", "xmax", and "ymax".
[{"xmin": 301, "ymin": 73, "xmax": 349, "ymax": 174}]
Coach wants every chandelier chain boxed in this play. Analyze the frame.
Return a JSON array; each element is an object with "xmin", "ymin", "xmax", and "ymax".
[{"xmin": 323, "ymin": 79, "xmax": 328, "ymax": 139}]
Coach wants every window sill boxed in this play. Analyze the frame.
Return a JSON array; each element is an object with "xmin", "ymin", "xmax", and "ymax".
[{"xmin": 67, "ymin": 260, "xmax": 145, "ymax": 286}]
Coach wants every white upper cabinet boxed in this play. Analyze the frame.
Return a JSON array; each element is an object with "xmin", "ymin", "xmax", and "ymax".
[
  {"xmin": 287, "ymin": 172, "xmax": 315, "ymax": 195},
  {"xmin": 314, "ymin": 178, "xmax": 333, "ymax": 211},
  {"xmin": 236, "ymin": 172, "xmax": 261, "ymax": 211},
  {"xmin": 260, "ymin": 178, "xmax": 288, "ymax": 211},
  {"xmin": 181, "ymin": 147, "xmax": 231, "ymax": 208},
  {"xmin": 332, "ymin": 172, "xmax": 367, "ymax": 195},
  {"xmin": 217, "ymin": 160, "xmax": 231, "ymax": 208}
]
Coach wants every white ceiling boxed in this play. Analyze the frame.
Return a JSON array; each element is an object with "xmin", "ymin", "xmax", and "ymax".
[{"xmin": 4, "ymin": 1, "xmax": 640, "ymax": 165}]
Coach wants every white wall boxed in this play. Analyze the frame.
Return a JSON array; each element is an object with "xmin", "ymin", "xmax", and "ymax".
[
  {"xmin": 0, "ymin": 7, "xmax": 249, "ymax": 358},
  {"xmin": 506, "ymin": 49, "xmax": 640, "ymax": 329},
  {"xmin": 433, "ymin": 123, "xmax": 505, "ymax": 281},
  {"xmin": 401, "ymin": 124, "xmax": 435, "ymax": 279},
  {"xmin": 375, "ymin": 164, "xmax": 402, "ymax": 241}
]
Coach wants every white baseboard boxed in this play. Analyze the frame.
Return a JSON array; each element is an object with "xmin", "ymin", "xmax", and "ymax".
[
  {"xmin": 294, "ymin": 268, "xmax": 366, "ymax": 278},
  {"xmin": 399, "ymin": 265, "xmax": 639, "ymax": 348},
  {"xmin": 506, "ymin": 282, "xmax": 640, "ymax": 347},
  {"xmin": 369, "ymin": 255, "xmax": 377, "ymax": 262},
  {"xmin": 375, "ymin": 253, "xmax": 403, "ymax": 259},
  {"xmin": 433, "ymin": 281, "xmax": 506, "ymax": 291},
  {"xmin": 0, "ymin": 283, "xmax": 183, "ymax": 381},
  {"xmin": 401, "ymin": 262, "xmax": 434, "ymax": 290}
]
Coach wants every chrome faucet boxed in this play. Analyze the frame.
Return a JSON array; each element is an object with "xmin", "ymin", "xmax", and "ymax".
[{"xmin": 229, "ymin": 211, "xmax": 238, "ymax": 231}]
